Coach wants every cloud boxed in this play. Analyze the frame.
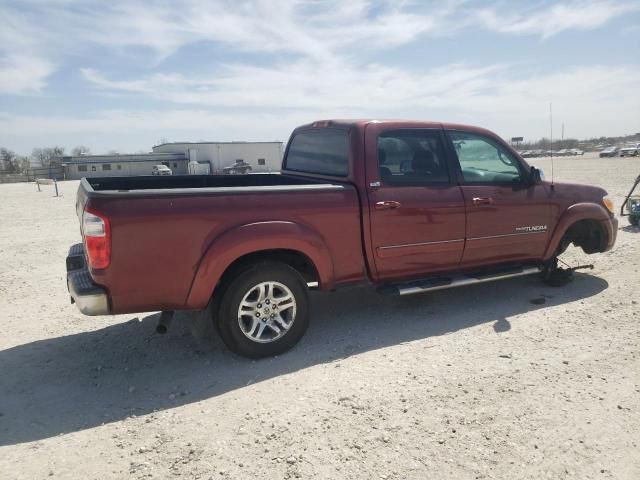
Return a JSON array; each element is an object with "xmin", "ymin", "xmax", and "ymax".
[
  {"xmin": 10, "ymin": 64, "xmax": 637, "ymax": 139},
  {"xmin": 0, "ymin": 54, "xmax": 55, "ymax": 94},
  {"xmin": 0, "ymin": 3, "xmax": 55, "ymax": 93},
  {"xmin": 477, "ymin": 1, "xmax": 639, "ymax": 38},
  {"xmin": 85, "ymin": 0, "xmax": 444, "ymax": 61},
  {"xmin": 1, "ymin": 0, "xmax": 636, "ymax": 95},
  {"xmin": 81, "ymin": 61, "xmax": 504, "ymax": 109},
  {"xmin": 80, "ymin": 59, "xmax": 640, "ymax": 137},
  {"xmin": 2, "ymin": 0, "xmax": 443, "ymax": 68}
]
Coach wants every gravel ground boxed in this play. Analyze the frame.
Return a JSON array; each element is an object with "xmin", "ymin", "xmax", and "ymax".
[{"xmin": 0, "ymin": 153, "xmax": 638, "ymax": 479}]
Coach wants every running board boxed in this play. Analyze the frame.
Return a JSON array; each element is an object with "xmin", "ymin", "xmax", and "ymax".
[{"xmin": 379, "ymin": 265, "xmax": 542, "ymax": 296}]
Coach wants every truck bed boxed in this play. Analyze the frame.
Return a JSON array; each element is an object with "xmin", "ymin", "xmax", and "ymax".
[{"xmin": 77, "ymin": 173, "xmax": 365, "ymax": 314}]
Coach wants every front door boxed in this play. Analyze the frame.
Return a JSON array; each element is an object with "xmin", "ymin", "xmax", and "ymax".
[
  {"xmin": 366, "ymin": 127, "xmax": 466, "ymax": 281},
  {"xmin": 447, "ymin": 130, "xmax": 551, "ymax": 267}
]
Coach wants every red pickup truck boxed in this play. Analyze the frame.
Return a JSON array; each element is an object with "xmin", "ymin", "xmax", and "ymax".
[{"xmin": 66, "ymin": 120, "xmax": 617, "ymax": 357}]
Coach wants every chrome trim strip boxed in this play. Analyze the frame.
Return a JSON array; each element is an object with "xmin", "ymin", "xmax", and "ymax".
[
  {"xmin": 379, "ymin": 238, "xmax": 465, "ymax": 250},
  {"xmin": 380, "ymin": 231, "xmax": 545, "ymax": 250},
  {"xmin": 467, "ymin": 231, "xmax": 547, "ymax": 241}
]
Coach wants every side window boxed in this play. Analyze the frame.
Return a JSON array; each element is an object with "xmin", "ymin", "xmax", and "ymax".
[
  {"xmin": 377, "ymin": 130, "xmax": 450, "ymax": 185},
  {"xmin": 77, "ymin": 165, "xmax": 87, "ymax": 172},
  {"xmin": 449, "ymin": 131, "xmax": 524, "ymax": 184}
]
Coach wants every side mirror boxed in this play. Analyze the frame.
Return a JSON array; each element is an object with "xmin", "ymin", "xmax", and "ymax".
[{"xmin": 530, "ymin": 166, "xmax": 544, "ymax": 184}]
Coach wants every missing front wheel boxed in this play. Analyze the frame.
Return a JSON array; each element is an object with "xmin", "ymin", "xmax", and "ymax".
[{"xmin": 541, "ymin": 258, "xmax": 574, "ymax": 287}]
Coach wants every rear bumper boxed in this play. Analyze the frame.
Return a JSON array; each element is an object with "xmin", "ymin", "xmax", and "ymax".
[{"xmin": 66, "ymin": 243, "xmax": 110, "ymax": 316}]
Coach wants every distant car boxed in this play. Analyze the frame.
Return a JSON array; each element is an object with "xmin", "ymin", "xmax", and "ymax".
[
  {"xmin": 556, "ymin": 149, "xmax": 572, "ymax": 157},
  {"xmin": 620, "ymin": 143, "xmax": 640, "ymax": 157},
  {"xmin": 569, "ymin": 149, "xmax": 584, "ymax": 156},
  {"xmin": 152, "ymin": 165, "xmax": 172, "ymax": 175},
  {"xmin": 223, "ymin": 159, "xmax": 253, "ymax": 175},
  {"xmin": 599, "ymin": 147, "xmax": 618, "ymax": 158}
]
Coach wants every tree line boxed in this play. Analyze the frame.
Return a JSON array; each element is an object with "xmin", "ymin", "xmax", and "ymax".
[
  {"xmin": 0, "ymin": 146, "xmax": 91, "ymax": 173},
  {"xmin": 516, "ymin": 132, "xmax": 640, "ymax": 151}
]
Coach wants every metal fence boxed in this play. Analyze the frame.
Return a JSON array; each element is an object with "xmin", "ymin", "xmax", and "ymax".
[
  {"xmin": 26, "ymin": 165, "xmax": 64, "ymax": 181},
  {"xmin": 0, "ymin": 173, "xmax": 29, "ymax": 183},
  {"xmin": 0, "ymin": 165, "xmax": 64, "ymax": 184}
]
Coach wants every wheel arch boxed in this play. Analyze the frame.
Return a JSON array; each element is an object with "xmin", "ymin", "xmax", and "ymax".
[
  {"xmin": 186, "ymin": 221, "xmax": 333, "ymax": 309},
  {"xmin": 218, "ymin": 249, "xmax": 320, "ymax": 289},
  {"xmin": 544, "ymin": 203, "xmax": 613, "ymax": 258}
]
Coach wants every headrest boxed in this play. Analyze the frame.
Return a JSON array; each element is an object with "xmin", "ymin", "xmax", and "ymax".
[
  {"xmin": 412, "ymin": 150, "xmax": 435, "ymax": 173},
  {"xmin": 378, "ymin": 148, "xmax": 387, "ymax": 165}
]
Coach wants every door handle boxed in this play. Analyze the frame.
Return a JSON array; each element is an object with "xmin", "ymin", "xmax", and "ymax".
[
  {"xmin": 472, "ymin": 197, "xmax": 494, "ymax": 205},
  {"xmin": 375, "ymin": 200, "xmax": 402, "ymax": 210}
]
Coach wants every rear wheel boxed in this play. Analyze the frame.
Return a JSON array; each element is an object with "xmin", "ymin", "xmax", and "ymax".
[
  {"xmin": 215, "ymin": 262, "xmax": 310, "ymax": 358},
  {"xmin": 630, "ymin": 215, "xmax": 639, "ymax": 226}
]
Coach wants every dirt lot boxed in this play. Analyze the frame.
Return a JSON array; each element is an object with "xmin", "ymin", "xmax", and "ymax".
[{"xmin": 1, "ymin": 153, "xmax": 638, "ymax": 479}]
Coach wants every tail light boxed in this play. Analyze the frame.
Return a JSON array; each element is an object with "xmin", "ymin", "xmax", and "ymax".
[{"xmin": 83, "ymin": 207, "xmax": 111, "ymax": 269}]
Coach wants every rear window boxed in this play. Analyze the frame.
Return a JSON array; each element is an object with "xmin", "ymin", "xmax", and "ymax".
[{"xmin": 285, "ymin": 129, "xmax": 349, "ymax": 176}]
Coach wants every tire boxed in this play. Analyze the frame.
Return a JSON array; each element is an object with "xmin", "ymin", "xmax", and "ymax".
[
  {"xmin": 630, "ymin": 215, "xmax": 639, "ymax": 227},
  {"xmin": 215, "ymin": 261, "xmax": 310, "ymax": 358}
]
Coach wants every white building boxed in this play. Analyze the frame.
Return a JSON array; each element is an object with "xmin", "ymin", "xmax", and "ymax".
[
  {"xmin": 61, "ymin": 153, "xmax": 188, "ymax": 180},
  {"xmin": 152, "ymin": 141, "xmax": 283, "ymax": 174}
]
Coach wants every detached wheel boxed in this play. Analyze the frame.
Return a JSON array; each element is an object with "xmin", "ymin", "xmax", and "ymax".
[{"xmin": 216, "ymin": 262, "xmax": 309, "ymax": 358}]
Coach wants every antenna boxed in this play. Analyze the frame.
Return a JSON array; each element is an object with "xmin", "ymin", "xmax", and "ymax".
[{"xmin": 550, "ymin": 102, "xmax": 555, "ymax": 187}]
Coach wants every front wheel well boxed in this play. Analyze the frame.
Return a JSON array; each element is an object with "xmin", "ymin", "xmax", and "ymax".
[
  {"xmin": 557, "ymin": 219, "xmax": 607, "ymax": 255},
  {"xmin": 216, "ymin": 249, "xmax": 320, "ymax": 293}
]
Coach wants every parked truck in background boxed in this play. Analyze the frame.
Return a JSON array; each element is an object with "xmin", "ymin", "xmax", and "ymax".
[{"xmin": 66, "ymin": 120, "xmax": 618, "ymax": 358}]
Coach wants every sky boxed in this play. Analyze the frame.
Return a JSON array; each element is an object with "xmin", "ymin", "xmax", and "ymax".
[{"xmin": 0, "ymin": 0, "xmax": 639, "ymax": 155}]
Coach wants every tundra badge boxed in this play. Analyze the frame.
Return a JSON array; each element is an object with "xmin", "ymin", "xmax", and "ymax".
[{"xmin": 515, "ymin": 225, "xmax": 547, "ymax": 232}]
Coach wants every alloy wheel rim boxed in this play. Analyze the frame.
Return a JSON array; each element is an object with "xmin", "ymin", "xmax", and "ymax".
[{"xmin": 238, "ymin": 281, "xmax": 297, "ymax": 343}]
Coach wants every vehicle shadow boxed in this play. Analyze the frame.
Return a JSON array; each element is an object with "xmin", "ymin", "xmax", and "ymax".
[
  {"xmin": 620, "ymin": 224, "xmax": 639, "ymax": 233},
  {"xmin": 0, "ymin": 273, "xmax": 607, "ymax": 446}
]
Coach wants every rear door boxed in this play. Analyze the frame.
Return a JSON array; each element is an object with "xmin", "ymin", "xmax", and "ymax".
[
  {"xmin": 366, "ymin": 127, "xmax": 466, "ymax": 281},
  {"xmin": 446, "ymin": 129, "xmax": 551, "ymax": 267}
]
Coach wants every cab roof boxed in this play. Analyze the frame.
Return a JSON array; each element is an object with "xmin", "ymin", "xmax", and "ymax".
[{"xmin": 295, "ymin": 119, "xmax": 496, "ymax": 136}]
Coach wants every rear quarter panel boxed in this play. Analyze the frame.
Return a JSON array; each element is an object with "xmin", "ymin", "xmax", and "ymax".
[{"xmin": 87, "ymin": 187, "xmax": 363, "ymax": 314}]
